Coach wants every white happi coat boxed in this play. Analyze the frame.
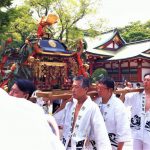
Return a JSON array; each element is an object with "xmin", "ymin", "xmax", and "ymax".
[
  {"xmin": 0, "ymin": 88, "xmax": 65, "ymax": 150},
  {"xmin": 124, "ymin": 91, "xmax": 150, "ymax": 145},
  {"xmin": 95, "ymin": 94, "xmax": 131, "ymax": 150},
  {"xmin": 54, "ymin": 96, "xmax": 111, "ymax": 150}
]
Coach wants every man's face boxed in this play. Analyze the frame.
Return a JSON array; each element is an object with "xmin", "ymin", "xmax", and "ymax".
[
  {"xmin": 97, "ymin": 83, "xmax": 110, "ymax": 98},
  {"xmin": 72, "ymin": 80, "xmax": 87, "ymax": 100},
  {"xmin": 143, "ymin": 75, "xmax": 150, "ymax": 89},
  {"xmin": 9, "ymin": 84, "xmax": 28, "ymax": 99}
]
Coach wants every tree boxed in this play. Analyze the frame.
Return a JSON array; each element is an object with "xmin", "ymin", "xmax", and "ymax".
[
  {"xmin": 7, "ymin": 5, "xmax": 37, "ymax": 43},
  {"xmin": 0, "ymin": 1, "xmax": 37, "ymax": 46},
  {"xmin": 91, "ymin": 68, "xmax": 108, "ymax": 83},
  {"xmin": 119, "ymin": 21, "xmax": 150, "ymax": 43},
  {"xmin": 0, "ymin": 0, "xmax": 104, "ymax": 49},
  {"xmin": 0, "ymin": 0, "xmax": 12, "ymax": 7},
  {"xmin": 25, "ymin": 0, "xmax": 103, "ymax": 48},
  {"xmin": 0, "ymin": 0, "xmax": 13, "ymax": 34},
  {"xmin": 25, "ymin": 0, "xmax": 55, "ymax": 17}
]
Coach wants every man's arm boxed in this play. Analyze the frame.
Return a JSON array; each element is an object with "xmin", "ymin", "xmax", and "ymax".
[
  {"xmin": 117, "ymin": 142, "xmax": 124, "ymax": 150},
  {"xmin": 54, "ymin": 97, "xmax": 72, "ymax": 114},
  {"xmin": 118, "ymin": 88, "xmax": 144, "ymax": 102},
  {"xmin": 53, "ymin": 97, "xmax": 73, "ymax": 129},
  {"xmin": 119, "ymin": 91, "xmax": 127, "ymax": 102}
]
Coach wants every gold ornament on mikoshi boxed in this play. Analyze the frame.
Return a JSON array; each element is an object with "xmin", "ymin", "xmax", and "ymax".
[
  {"xmin": 3, "ymin": 85, "xmax": 8, "ymax": 92},
  {"xmin": 46, "ymin": 14, "xmax": 58, "ymax": 25},
  {"xmin": 10, "ymin": 63, "xmax": 16, "ymax": 71},
  {"xmin": 28, "ymin": 56, "xmax": 35, "ymax": 63},
  {"xmin": 48, "ymin": 40, "xmax": 56, "ymax": 47},
  {"xmin": 83, "ymin": 64, "xmax": 89, "ymax": 71},
  {"xmin": 25, "ymin": 39, "xmax": 29, "ymax": 44}
]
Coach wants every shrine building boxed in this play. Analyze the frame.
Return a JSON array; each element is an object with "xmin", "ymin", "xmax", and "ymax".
[{"xmin": 85, "ymin": 28, "xmax": 150, "ymax": 82}]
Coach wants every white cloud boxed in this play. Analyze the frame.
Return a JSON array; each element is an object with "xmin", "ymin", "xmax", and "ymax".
[{"xmin": 100, "ymin": 0, "xmax": 150, "ymax": 27}]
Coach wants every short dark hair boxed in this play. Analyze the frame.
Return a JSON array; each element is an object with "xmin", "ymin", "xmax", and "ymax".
[
  {"xmin": 73, "ymin": 75, "xmax": 90, "ymax": 88},
  {"xmin": 144, "ymin": 73, "xmax": 150, "ymax": 78},
  {"xmin": 98, "ymin": 77, "xmax": 115, "ymax": 90},
  {"xmin": 136, "ymin": 82, "xmax": 140, "ymax": 87},
  {"xmin": 15, "ymin": 79, "xmax": 36, "ymax": 99}
]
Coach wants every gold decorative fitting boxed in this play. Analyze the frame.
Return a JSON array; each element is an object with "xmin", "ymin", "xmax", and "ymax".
[{"xmin": 48, "ymin": 40, "xmax": 56, "ymax": 48}]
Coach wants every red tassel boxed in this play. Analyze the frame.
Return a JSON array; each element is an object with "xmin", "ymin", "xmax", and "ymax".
[
  {"xmin": 5, "ymin": 37, "xmax": 13, "ymax": 47},
  {"xmin": 37, "ymin": 17, "xmax": 48, "ymax": 38},
  {"xmin": 76, "ymin": 53, "xmax": 88, "ymax": 78},
  {"xmin": 37, "ymin": 24, "xmax": 45, "ymax": 38},
  {"xmin": 0, "ymin": 78, "xmax": 9, "ymax": 88},
  {"xmin": 1, "ymin": 55, "xmax": 8, "ymax": 63},
  {"xmin": 33, "ymin": 44, "xmax": 42, "ymax": 53}
]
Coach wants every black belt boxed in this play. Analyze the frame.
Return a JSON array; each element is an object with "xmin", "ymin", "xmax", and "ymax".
[{"xmin": 67, "ymin": 139, "xmax": 85, "ymax": 148}]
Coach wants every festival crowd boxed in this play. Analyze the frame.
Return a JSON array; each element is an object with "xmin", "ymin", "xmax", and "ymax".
[{"xmin": 1, "ymin": 73, "xmax": 150, "ymax": 150}]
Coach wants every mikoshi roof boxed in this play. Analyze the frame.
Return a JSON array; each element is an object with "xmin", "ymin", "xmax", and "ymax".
[
  {"xmin": 39, "ymin": 39, "xmax": 70, "ymax": 53},
  {"xmin": 38, "ymin": 39, "xmax": 75, "ymax": 56}
]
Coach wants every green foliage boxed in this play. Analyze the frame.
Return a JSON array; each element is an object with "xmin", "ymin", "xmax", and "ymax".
[
  {"xmin": 0, "ymin": 0, "xmax": 13, "ymax": 37},
  {"xmin": 91, "ymin": 68, "xmax": 108, "ymax": 83},
  {"xmin": 119, "ymin": 21, "xmax": 150, "ymax": 43},
  {"xmin": 24, "ymin": 0, "xmax": 103, "ymax": 49},
  {"xmin": 0, "ymin": 0, "xmax": 12, "ymax": 7},
  {"xmin": 0, "ymin": 6, "xmax": 37, "ymax": 49},
  {"xmin": 0, "ymin": 10, "xmax": 12, "ymax": 38},
  {"xmin": 54, "ymin": 0, "xmax": 92, "ymax": 44},
  {"xmin": 0, "ymin": 0, "xmax": 104, "ymax": 49},
  {"xmin": 0, "ymin": 11, "xmax": 9, "ymax": 31},
  {"xmin": 7, "ymin": 6, "xmax": 36, "ymax": 42},
  {"xmin": 25, "ymin": 0, "xmax": 55, "ymax": 17}
]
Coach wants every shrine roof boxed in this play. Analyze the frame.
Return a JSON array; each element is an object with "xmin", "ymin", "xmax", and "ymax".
[
  {"xmin": 109, "ymin": 40, "xmax": 150, "ymax": 60},
  {"xmin": 85, "ymin": 29, "xmax": 126, "ymax": 50},
  {"xmin": 85, "ymin": 30, "xmax": 117, "ymax": 49},
  {"xmin": 138, "ymin": 53, "xmax": 150, "ymax": 58},
  {"xmin": 39, "ymin": 39, "xmax": 70, "ymax": 54},
  {"xmin": 86, "ymin": 48, "xmax": 115, "ymax": 57},
  {"xmin": 85, "ymin": 28, "xmax": 150, "ymax": 60}
]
